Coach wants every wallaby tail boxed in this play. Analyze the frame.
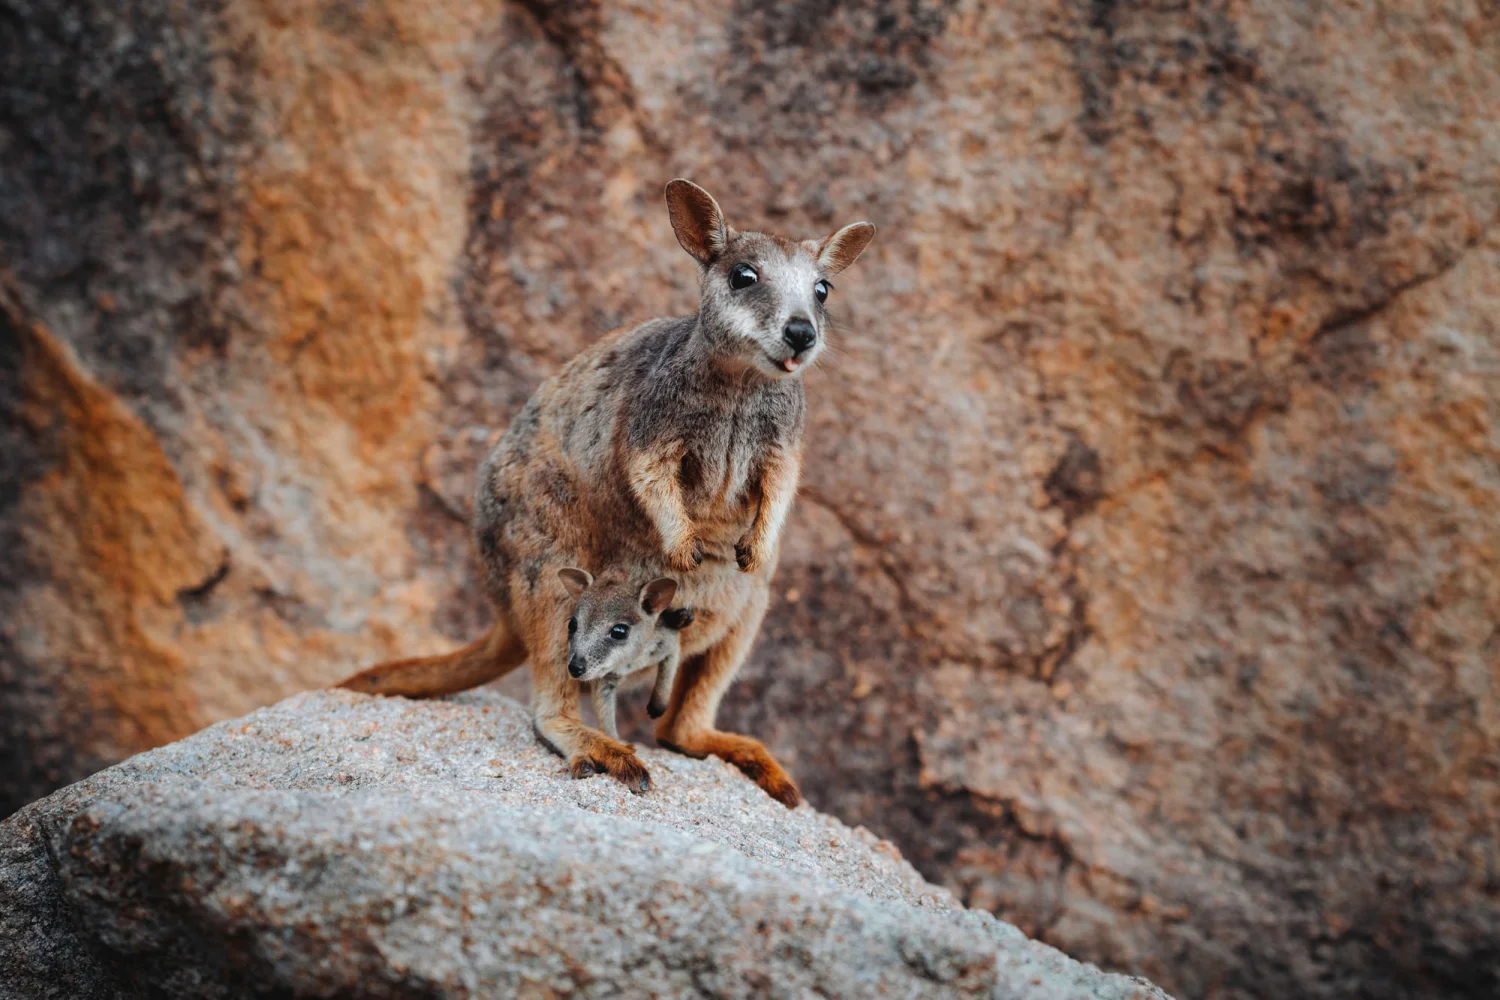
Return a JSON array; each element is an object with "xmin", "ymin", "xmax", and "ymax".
[{"xmin": 334, "ymin": 619, "xmax": 525, "ymax": 698}]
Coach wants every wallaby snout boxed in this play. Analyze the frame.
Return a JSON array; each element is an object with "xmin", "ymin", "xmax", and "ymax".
[
  {"xmin": 782, "ymin": 317, "xmax": 816, "ymax": 353},
  {"xmin": 568, "ymin": 654, "xmax": 587, "ymax": 679}
]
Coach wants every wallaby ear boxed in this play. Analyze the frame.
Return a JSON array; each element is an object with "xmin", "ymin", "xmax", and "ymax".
[
  {"xmin": 665, "ymin": 179, "xmax": 729, "ymax": 265},
  {"xmin": 808, "ymin": 221, "xmax": 877, "ymax": 275},
  {"xmin": 557, "ymin": 567, "xmax": 593, "ymax": 599},
  {"xmin": 639, "ymin": 577, "xmax": 679, "ymax": 616}
]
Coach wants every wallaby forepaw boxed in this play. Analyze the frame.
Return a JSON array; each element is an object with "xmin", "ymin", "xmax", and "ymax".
[
  {"xmin": 734, "ymin": 535, "xmax": 761, "ymax": 573},
  {"xmin": 669, "ymin": 537, "xmax": 705, "ymax": 572},
  {"xmin": 647, "ymin": 696, "xmax": 668, "ymax": 719},
  {"xmin": 660, "ymin": 606, "xmax": 694, "ymax": 630}
]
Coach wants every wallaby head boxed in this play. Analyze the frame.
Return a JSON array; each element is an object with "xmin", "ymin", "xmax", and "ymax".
[
  {"xmin": 558, "ymin": 568, "xmax": 678, "ymax": 682},
  {"xmin": 665, "ymin": 178, "xmax": 876, "ymax": 380}
]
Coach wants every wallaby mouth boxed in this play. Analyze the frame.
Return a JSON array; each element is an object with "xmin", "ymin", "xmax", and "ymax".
[{"xmin": 768, "ymin": 348, "xmax": 812, "ymax": 375}]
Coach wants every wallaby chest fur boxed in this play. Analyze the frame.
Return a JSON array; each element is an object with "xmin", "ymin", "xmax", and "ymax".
[{"xmin": 474, "ymin": 315, "xmax": 800, "ymax": 642}]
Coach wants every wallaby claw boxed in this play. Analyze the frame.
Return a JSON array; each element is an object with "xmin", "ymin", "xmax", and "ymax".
[
  {"xmin": 734, "ymin": 535, "xmax": 760, "ymax": 572},
  {"xmin": 670, "ymin": 537, "xmax": 705, "ymax": 572}
]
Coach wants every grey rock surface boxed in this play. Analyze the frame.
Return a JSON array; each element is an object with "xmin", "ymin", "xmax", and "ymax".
[{"xmin": 0, "ymin": 690, "xmax": 1170, "ymax": 999}]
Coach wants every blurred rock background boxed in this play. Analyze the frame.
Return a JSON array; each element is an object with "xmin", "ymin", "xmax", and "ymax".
[{"xmin": 1, "ymin": 1, "xmax": 1496, "ymax": 997}]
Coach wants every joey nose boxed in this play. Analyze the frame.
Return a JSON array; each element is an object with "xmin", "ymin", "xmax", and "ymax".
[
  {"xmin": 568, "ymin": 655, "xmax": 586, "ymax": 679},
  {"xmin": 782, "ymin": 318, "xmax": 816, "ymax": 353}
]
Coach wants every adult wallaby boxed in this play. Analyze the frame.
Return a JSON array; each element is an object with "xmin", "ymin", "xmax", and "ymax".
[{"xmin": 336, "ymin": 179, "xmax": 875, "ymax": 806}]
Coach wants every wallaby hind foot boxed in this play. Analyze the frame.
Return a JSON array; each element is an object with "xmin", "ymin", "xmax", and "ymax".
[
  {"xmin": 658, "ymin": 727, "xmax": 800, "ymax": 808},
  {"xmin": 569, "ymin": 737, "xmax": 652, "ymax": 793}
]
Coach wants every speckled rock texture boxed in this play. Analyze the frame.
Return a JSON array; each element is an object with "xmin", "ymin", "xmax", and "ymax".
[
  {"xmin": 0, "ymin": 690, "xmax": 1170, "ymax": 999},
  {"xmin": 2, "ymin": 2, "xmax": 1497, "ymax": 998}
]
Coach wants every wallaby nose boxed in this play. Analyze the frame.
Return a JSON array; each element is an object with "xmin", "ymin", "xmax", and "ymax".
[
  {"xmin": 568, "ymin": 655, "xmax": 586, "ymax": 679},
  {"xmin": 782, "ymin": 317, "xmax": 816, "ymax": 354}
]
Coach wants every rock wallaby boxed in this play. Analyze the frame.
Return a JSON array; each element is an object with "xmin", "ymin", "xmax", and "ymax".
[
  {"xmin": 336, "ymin": 179, "xmax": 876, "ymax": 806},
  {"xmin": 557, "ymin": 567, "xmax": 693, "ymax": 741}
]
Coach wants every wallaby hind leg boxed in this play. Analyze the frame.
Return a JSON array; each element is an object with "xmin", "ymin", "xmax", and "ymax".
[
  {"xmin": 335, "ymin": 617, "xmax": 525, "ymax": 697},
  {"xmin": 591, "ymin": 679, "xmax": 620, "ymax": 740},
  {"xmin": 530, "ymin": 619, "xmax": 652, "ymax": 793},
  {"xmin": 655, "ymin": 587, "xmax": 800, "ymax": 808},
  {"xmin": 647, "ymin": 649, "xmax": 679, "ymax": 720}
]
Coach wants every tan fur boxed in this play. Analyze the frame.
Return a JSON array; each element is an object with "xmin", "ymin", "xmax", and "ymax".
[
  {"xmin": 653, "ymin": 583, "xmax": 799, "ymax": 807},
  {"xmin": 338, "ymin": 621, "xmax": 524, "ymax": 698},
  {"xmin": 626, "ymin": 440, "xmax": 703, "ymax": 572},
  {"xmin": 734, "ymin": 446, "xmax": 801, "ymax": 574},
  {"xmin": 334, "ymin": 180, "xmax": 874, "ymax": 805}
]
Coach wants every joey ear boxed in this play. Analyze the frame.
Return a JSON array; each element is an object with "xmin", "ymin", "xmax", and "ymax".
[
  {"xmin": 639, "ymin": 577, "xmax": 679, "ymax": 615},
  {"xmin": 808, "ymin": 221, "xmax": 877, "ymax": 275},
  {"xmin": 665, "ymin": 179, "xmax": 730, "ymax": 265},
  {"xmin": 557, "ymin": 567, "xmax": 593, "ymax": 599}
]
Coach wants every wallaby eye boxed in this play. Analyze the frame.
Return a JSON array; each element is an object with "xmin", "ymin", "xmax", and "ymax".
[
  {"xmin": 729, "ymin": 264, "xmax": 758, "ymax": 290},
  {"xmin": 814, "ymin": 279, "xmax": 831, "ymax": 304},
  {"xmin": 568, "ymin": 617, "xmax": 577, "ymax": 635},
  {"xmin": 609, "ymin": 623, "xmax": 630, "ymax": 641}
]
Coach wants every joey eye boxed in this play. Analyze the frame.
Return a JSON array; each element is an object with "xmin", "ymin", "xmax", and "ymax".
[
  {"xmin": 814, "ymin": 280, "xmax": 831, "ymax": 304},
  {"xmin": 609, "ymin": 623, "xmax": 630, "ymax": 641},
  {"xmin": 729, "ymin": 264, "xmax": 759, "ymax": 290},
  {"xmin": 568, "ymin": 617, "xmax": 577, "ymax": 635}
]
